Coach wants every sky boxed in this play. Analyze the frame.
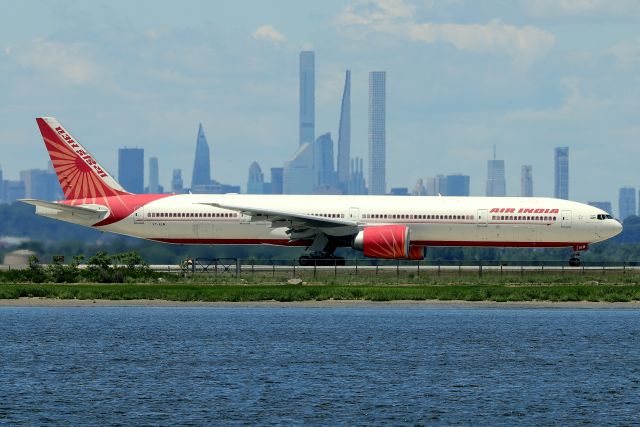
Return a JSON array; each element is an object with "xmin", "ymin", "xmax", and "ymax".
[{"xmin": 1, "ymin": 0, "xmax": 639, "ymax": 209}]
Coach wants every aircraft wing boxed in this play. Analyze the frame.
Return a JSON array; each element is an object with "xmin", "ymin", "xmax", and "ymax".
[
  {"xmin": 199, "ymin": 202, "xmax": 359, "ymax": 237},
  {"xmin": 20, "ymin": 199, "xmax": 109, "ymax": 220}
]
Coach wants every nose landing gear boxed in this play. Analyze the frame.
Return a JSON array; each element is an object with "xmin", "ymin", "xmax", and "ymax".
[{"xmin": 568, "ymin": 244, "xmax": 588, "ymax": 267}]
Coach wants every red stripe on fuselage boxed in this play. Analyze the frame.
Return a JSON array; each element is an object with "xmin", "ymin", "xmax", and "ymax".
[{"xmin": 151, "ymin": 238, "xmax": 312, "ymax": 246}]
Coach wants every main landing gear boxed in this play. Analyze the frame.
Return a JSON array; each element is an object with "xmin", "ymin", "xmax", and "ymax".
[{"xmin": 298, "ymin": 232, "xmax": 346, "ymax": 266}]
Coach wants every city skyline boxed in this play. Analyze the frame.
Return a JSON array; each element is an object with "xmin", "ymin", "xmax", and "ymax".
[{"xmin": 1, "ymin": 1, "xmax": 639, "ymax": 205}]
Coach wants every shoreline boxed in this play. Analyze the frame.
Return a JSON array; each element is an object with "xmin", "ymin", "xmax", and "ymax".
[{"xmin": 1, "ymin": 297, "xmax": 640, "ymax": 308}]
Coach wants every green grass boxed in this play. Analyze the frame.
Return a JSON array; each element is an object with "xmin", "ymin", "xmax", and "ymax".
[{"xmin": 2, "ymin": 283, "xmax": 640, "ymax": 302}]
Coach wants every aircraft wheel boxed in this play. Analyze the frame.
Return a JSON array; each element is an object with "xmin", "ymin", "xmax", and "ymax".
[
  {"xmin": 298, "ymin": 256, "xmax": 311, "ymax": 266},
  {"xmin": 569, "ymin": 257, "xmax": 581, "ymax": 267}
]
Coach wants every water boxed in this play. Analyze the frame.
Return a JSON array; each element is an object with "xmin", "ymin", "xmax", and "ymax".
[{"xmin": 1, "ymin": 306, "xmax": 639, "ymax": 425}]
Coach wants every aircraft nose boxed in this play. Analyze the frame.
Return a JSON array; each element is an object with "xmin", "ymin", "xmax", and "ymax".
[{"xmin": 609, "ymin": 220, "xmax": 623, "ymax": 238}]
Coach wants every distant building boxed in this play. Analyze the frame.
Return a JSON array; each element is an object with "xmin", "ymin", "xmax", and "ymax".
[
  {"xmin": 192, "ymin": 182, "xmax": 240, "ymax": 194},
  {"xmin": 299, "ymin": 51, "xmax": 315, "ymax": 145},
  {"xmin": 247, "ymin": 161, "xmax": 266, "ymax": 194},
  {"xmin": 390, "ymin": 187, "xmax": 409, "ymax": 196},
  {"xmin": 148, "ymin": 157, "xmax": 160, "ymax": 194},
  {"xmin": 348, "ymin": 157, "xmax": 367, "ymax": 195},
  {"xmin": 554, "ymin": 147, "xmax": 569, "ymax": 200},
  {"xmin": 0, "ymin": 165, "xmax": 4, "ymax": 202},
  {"xmin": 283, "ymin": 142, "xmax": 315, "ymax": 194},
  {"xmin": 270, "ymin": 167, "xmax": 283, "ymax": 194},
  {"xmin": 445, "ymin": 174, "xmax": 470, "ymax": 196},
  {"xmin": 486, "ymin": 147, "xmax": 506, "ymax": 196},
  {"xmin": 368, "ymin": 71, "xmax": 386, "ymax": 195},
  {"xmin": 191, "ymin": 124, "xmax": 211, "ymax": 189},
  {"xmin": 588, "ymin": 201, "xmax": 613, "ymax": 214},
  {"xmin": 118, "ymin": 148, "xmax": 144, "ymax": 194},
  {"xmin": 521, "ymin": 165, "xmax": 533, "ymax": 197},
  {"xmin": 314, "ymin": 132, "xmax": 337, "ymax": 191},
  {"xmin": 619, "ymin": 187, "xmax": 636, "ymax": 220},
  {"xmin": 337, "ymin": 70, "xmax": 351, "ymax": 192},
  {"xmin": 20, "ymin": 168, "xmax": 60, "ymax": 201},
  {"xmin": 171, "ymin": 169, "xmax": 184, "ymax": 194},
  {"xmin": 426, "ymin": 175, "xmax": 447, "ymax": 196},
  {"xmin": 412, "ymin": 179, "xmax": 427, "ymax": 196},
  {"xmin": 3, "ymin": 180, "xmax": 25, "ymax": 203}
]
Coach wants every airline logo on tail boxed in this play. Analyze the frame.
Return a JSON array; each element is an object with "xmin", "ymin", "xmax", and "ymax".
[
  {"xmin": 36, "ymin": 117, "xmax": 130, "ymax": 200},
  {"xmin": 53, "ymin": 126, "xmax": 108, "ymax": 178}
]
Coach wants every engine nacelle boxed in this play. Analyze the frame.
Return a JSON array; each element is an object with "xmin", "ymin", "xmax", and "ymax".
[
  {"xmin": 353, "ymin": 225, "xmax": 412, "ymax": 259},
  {"xmin": 407, "ymin": 245, "xmax": 425, "ymax": 261}
]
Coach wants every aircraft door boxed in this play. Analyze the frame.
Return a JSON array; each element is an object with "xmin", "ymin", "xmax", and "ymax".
[
  {"xmin": 349, "ymin": 208, "xmax": 360, "ymax": 221},
  {"xmin": 561, "ymin": 210, "xmax": 572, "ymax": 228},
  {"xmin": 133, "ymin": 206, "xmax": 144, "ymax": 224},
  {"xmin": 477, "ymin": 209, "xmax": 488, "ymax": 227}
]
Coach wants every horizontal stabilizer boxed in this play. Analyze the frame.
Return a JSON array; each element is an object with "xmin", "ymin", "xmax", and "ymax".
[{"xmin": 20, "ymin": 199, "xmax": 109, "ymax": 220}]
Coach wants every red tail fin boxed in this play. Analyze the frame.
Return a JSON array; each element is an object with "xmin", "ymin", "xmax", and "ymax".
[{"xmin": 36, "ymin": 117, "xmax": 131, "ymax": 200}]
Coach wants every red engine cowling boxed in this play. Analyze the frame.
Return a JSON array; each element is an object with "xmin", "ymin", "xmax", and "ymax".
[
  {"xmin": 407, "ymin": 245, "xmax": 425, "ymax": 261},
  {"xmin": 353, "ymin": 225, "xmax": 411, "ymax": 259}
]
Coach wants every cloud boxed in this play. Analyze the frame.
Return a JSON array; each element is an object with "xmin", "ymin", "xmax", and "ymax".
[
  {"xmin": 11, "ymin": 38, "xmax": 101, "ymax": 85},
  {"xmin": 524, "ymin": 0, "xmax": 640, "ymax": 16},
  {"xmin": 337, "ymin": 0, "xmax": 555, "ymax": 65},
  {"xmin": 251, "ymin": 25, "xmax": 286, "ymax": 44}
]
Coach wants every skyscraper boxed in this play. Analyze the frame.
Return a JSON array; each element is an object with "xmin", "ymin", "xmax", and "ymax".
[
  {"xmin": 148, "ymin": 157, "xmax": 159, "ymax": 194},
  {"xmin": 191, "ymin": 124, "xmax": 211, "ymax": 190},
  {"xmin": 368, "ymin": 71, "xmax": 386, "ymax": 195},
  {"xmin": 299, "ymin": 51, "xmax": 315, "ymax": 145},
  {"xmin": 314, "ymin": 132, "xmax": 336, "ymax": 189},
  {"xmin": 619, "ymin": 187, "xmax": 636, "ymax": 220},
  {"xmin": 348, "ymin": 157, "xmax": 367, "ymax": 195},
  {"xmin": 118, "ymin": 148, "xmax": 144, "ymax": 194},
  {"xmin": 412, "ymin": 179, "xmax": 427, "ymax": 196},
  {"xmin": 554, "ymin": 147, "xmax": 569, "ymax": 200},
  {"xmin": 20, "ymin": 168, "xmax": 60, "ymax": 200},
  {"xmin": 337, "ymin": 70, "xmax": 351, "ymax": 191},
  {"xmin": 172, "ymin": 169, "xmax": 184, "ymax": 194},
  {"xmin": 445, "ymin": 174, "xmax": 470, "ymax": 196},
  {"xmin": 283, "ymin": 142, "xmax": 315, "ymax": 194},
  {"xmin": 270, "ymin": 167, "xmax": 283, "ymax": 194},
  {"xmin": 521, "ymin": 165, "xmax": 533, "ymax": 197},
  {"xmin": 486, "ymin": 147, "xmax": 506, "ymax": 196},
  {"xmin": 0, "ymin": 165, "xmax": 4, "ymax": 202},
  {"xmin": 247, "ymin": 161, "xmax": 265, "ymax": 194}
]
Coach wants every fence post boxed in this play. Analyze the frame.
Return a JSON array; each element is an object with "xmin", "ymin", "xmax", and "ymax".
[
  {"xmin": 396, "ymin": 260, "xmax": 400, "ymax": 280},
  {"xmin": 417, "ymin": 261, "xmax": 420, "ymax": 277},
  {"xmin": 272, "ymin": 261, "xmax": 275, "ymax": 278},
  {"xmin": 313, "ymin": 261, "xmax": 317, "ymax": 278},
  {"xmin": 437, "ymin": 263, "xmax": 440, "ymax": 278},
  {"xmin": 334, "ymin": 259, "xmax": 337, "ymax": 277},
  {"xmin": 623, "ymin": 261, "xmax": 626, "ymax": 274},
  {"xmin": 293, "ymin": 260, "xmax": 296, "ymax": 277},
  {"xmin": 479, "ymin": 262, "xmax": 482, "ymax": 278},
  {"xmin": 355, "ymin": 258, "xmax": 358, "ymax": 276},
  {"xmin": 235, "ymin": 259, "xmax": 239, "ymax": 277}
]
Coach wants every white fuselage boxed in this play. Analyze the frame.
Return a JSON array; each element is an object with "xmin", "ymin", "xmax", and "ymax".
[{"xmin": 91, "ymin": 194, "xmax": 621, "ymax": 248}]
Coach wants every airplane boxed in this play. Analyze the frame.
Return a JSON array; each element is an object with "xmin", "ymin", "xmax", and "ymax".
[{"xmin": 21, "ymin": 117, "xmax": 622, "ymax": 267}]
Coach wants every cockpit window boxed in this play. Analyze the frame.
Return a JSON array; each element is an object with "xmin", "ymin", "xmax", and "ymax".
[{"xmin": 596, "ymin": 214, "xmax": 614, "ymax": 220}]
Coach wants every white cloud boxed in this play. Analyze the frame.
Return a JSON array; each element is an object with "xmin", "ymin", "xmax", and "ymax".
[
  {"xmin": 504, "ymin": 78, "xmax": 608, "ymax": 122},
  {"xmin": 524, "ymin": 0, "xmax": 640, "ymax": 16},
  {"xmin": 12, "ymin": 38, "xmax": 101, "ymax": 85},
  {"xmin": 337, "ymin": 0, "xmax": 555, "ymax": 65},
  {"xmin": 251, "ymin": 25, "xmax": 286, "ymax": 44}
]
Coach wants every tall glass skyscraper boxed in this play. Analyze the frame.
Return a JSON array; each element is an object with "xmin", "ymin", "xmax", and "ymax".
[
  {"xmin": 554, "ymin": 147, "xmax": 569, "ymax": 200},
  {"xmin": 118, "ymin": 147, "xmax": 144, "ymax": 194},
  {"xmin": 299, "ymin": 51, "xmax": 315, "ymax": 145},
  {"xmin": 368, "ymin": 71, "xmax": 386, "ymax": 195},
  {"xmin": 337, "ymin": 70, "xmax": 351, "ymax": 191},
  {"xmin": 521, "ymin": 165, "xmax": 533, "ymax": 197},
  {"xmin": 148, "ymin": 157, "xmax": 159, "ymax": 194},
  {"xmin": 619, "ymin": 187, "xmax": 636, "ymax": 220},
  {"xmin": 486, "ymin": 147, "xmax": 506, "ymax": 196},
  {"xmin": 191, "ymin": 124, "xmax": 211, "ymax": 190}
]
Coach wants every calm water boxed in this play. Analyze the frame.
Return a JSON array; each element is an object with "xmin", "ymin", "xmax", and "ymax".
[{"xmin": 1, "ymin": 306, "xmax": 639, "ymax": 425}]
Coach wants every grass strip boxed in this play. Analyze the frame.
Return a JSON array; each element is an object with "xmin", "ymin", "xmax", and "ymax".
[{"xmin": 2, "ymin": 284, "xmax": 640, "ymax": 302}]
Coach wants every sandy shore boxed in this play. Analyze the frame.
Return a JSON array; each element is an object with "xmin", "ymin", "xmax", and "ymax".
[{"xmin": 1, "ymin": 297, "xmax": 640, "ymax": 308}]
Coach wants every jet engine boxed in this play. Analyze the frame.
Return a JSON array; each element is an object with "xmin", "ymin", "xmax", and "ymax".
[{"xmin": 352, "ymin": 225, "xmax": 422, "ymax": 259}]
